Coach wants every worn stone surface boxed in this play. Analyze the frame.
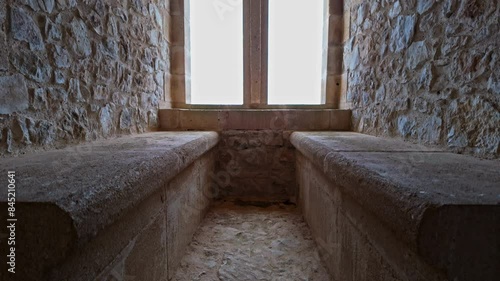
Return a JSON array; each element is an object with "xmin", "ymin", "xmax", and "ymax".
[
  {"xmin": 0, "ymin": 1, "xmax": 5, "ymax": 25},
  {"xmin": 0, "ymin": 0, "xmax": 170, "ymax": 156},
  {"xmin": 98, "ymin": 150, "xmax": 214, "ymax": 281},
  {"xmin": 0, "ymin": 132, "xmax": 218, "ymax": 280},
  {"xmin": 0, "ymin": 74, "xmax": 29, "ymax": 114},
  {"xmin": 344, "ymin": 0, "xmax": 500, "ymax": 158},
  {"xmin": 11, "ymin": 7, "xmax": 44, "ymax": 51},
  {"xmin": 297, "ymin": 152, "xmax": 441, "ymax": 281},
  {"xmin": 0, "ymin": 32, "xmax": 7, "ymax": 72},
  {"xmin": 173, "ymin": 201, "xmax": 331, "ymax": 281},
  {"xmin": 292, "ymin": 131, "xmax": 500, "ymax": 281},
  {"xmin": 10, "ymin": 49, "xmax": 52, "ymax": 83},
  {"xmin": 216, "ymin": 131, "xmax": 297, "ymax": 202},
  {"xmin": 160, "ymin": 109, "xmax": 352, "ymax": 131},
  {"xmin": 166, "ymin": 150, "xmax": 215, "ymax": 280}
]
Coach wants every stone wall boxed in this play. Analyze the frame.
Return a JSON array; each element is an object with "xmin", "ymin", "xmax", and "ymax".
[
  {"xmin": 216, "ymin": 130, "xmax": 297, "ymax": 203},
  {"xmin": 344, "ymin": 0, "xmax": 500, "ymax": 158},
  {"xmin": 0, "ymin": 0, "xmax": 170, "ymax": 156}
]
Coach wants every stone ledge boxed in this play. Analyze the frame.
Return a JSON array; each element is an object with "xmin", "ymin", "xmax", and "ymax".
[
  {"xmin": 159, "ymin": 109, "xmax": 351, "ymax": 131},
  {"xmin": 0, "ymin": 132, "xmax": 219, "ymax": 279},
  {"xmin": 291, "ymin": 131, "xmax": 500, "ymax": 280}
]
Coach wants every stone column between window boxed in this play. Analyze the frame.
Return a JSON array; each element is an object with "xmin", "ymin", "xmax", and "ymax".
[
  {"xmin": 169, "ymin": 0, "xmax": 190, "ymax": 108},
  {"xmin": 328, "ymin": 0, "xmax": 348, "ymax": 109}
]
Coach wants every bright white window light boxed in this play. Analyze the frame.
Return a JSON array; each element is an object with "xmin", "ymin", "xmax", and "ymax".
[
  {"xmin": 189, "ymin": 0, "xmax": 244, "ymax": 105},
  {"xmin": 268, "ymin": 0, "xmax": 325, "ymax": 105}
]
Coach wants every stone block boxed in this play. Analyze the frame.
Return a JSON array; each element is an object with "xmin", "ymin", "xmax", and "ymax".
[
  {"xmin": 326, "ymin": 74, "xmax": 340, "ymax": 106},
  {"xmin": 389, "ymin": 15, "xmax": 417, "ymax": 53},
  {"xmin": 0, "ymin": 32, "xmax": 7, "ymax": 71},
  {"xmin": 170, "ymin": 74, "xmax": 186, "ymax": 106},
  {"xmin": 124, "ymin": 212, "xmax": 168, "ymax": 281},
  {"xmin": 224, "ymin": 110, "xmax": 275, "ymax": 130},
  {"xmin": 331, "ymin": 103, "xmax": 351, "ymax": 130},
  {"xmin": 0, "ymin": 74, "xmax": 29, "ymax": 114},
  {"xmin": 10, "ymin": 50, "xmax": 52, "ymax": 83},
  {"xmin": 328, "ymin": 15, "xmax": 344, "ymax": 46},
  {"xmin": 342, "ymin": 9, "xmax": 350, "ymax": 43},
  {"xmin": 171, "ymin": 45, "xmax": 185, "ymax": 75},
  {"xmin": 0, "ymin": 1, "xmax": 5, "ymax": 27},
  {"xmin": 11, "ymin": 7, "xmax": 45, "ymax": 51},
  {"xmin": 159, "ymin": 107, "xmax": 180, "ymax": 129},
  {"xmin": 170, "ymin": 15, "xmax": 185, "ymax": 45},
  {"xmin": 337, "ymin": 73, "xmax": 351, "ymax": 109},
  {"xmin": 170, "ymin": 0, "xmax": 184, "ymax": 16},
  {"xmin": 164, "ymin": 12, "xmax": 172, "ymax": 43},
  {"xmin": 159, "ymin": 109, "xmax": 352, "ymax": 131},
  {"xmin": 330, "ymin": 0, "xmax": 344, "ymax": 15},
  {"xmin": 70, "ymin": 18, "xmax": 92, "ymax": 57},
  {"xmin": 417, "ymin": 0, "xmax": 434, "ymax": 14},
  {"xmin": 179, "ymin": 109, "xmax": 220, "ymax": 130},
  {"xmin": 215, "ymin": 131, "xmax": 297, "ymax": 202},
  {"xmin": 406, "ymin": 41, "xmax": 431, "ymax": 70},
  {"xmin": 328, "ymin": 45, "xmax": 344, "ymax": 75},
  {"xmin": 167, "ymin": 152, "xmax": 214, "ymax": 279},
  {"xmin": 284, "ymin": 110, "xmax": 331, "ymax": 130},
  {"xmin": 45, "ymin": 17, "xmax": 62, "ymax": 42}
]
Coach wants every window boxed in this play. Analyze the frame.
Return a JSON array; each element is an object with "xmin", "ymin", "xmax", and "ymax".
[
  {"xmin": 189, "ymin": 0, "xmax": 244, "ymax": 105},
  {"xmin": 175, "ymin": 0, "xmax": 333, "ymax": 108},
  {"xmin": 268, "ymin": 0, "xmax": 325, "ymax": 105}
]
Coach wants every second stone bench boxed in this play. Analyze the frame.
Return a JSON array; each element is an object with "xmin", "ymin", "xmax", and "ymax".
[{"xmin": 291, "ymin": 131, "xmax": 500, "ymax": 281}]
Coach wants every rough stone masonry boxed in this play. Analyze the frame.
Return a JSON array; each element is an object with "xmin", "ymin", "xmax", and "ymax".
[
  {"xmin": 0, "ymin": 0, "xmax": 170, "ymax": 156},
  {"xmin": 344, "ymin": 0, "xmax": 500, "ymax": 158}
]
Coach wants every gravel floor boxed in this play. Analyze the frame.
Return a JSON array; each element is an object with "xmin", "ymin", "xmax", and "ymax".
[{"xmin": 173, "ymin": 201, "xmax": 331, "ymax": 281}]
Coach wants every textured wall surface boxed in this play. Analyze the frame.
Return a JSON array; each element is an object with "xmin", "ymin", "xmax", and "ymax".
[
  {"xmin": 0, "ymin": 0, "xmax": 170, "ymax": 156},
  {"xmin": 216, "ymin": 130, "xmax": 297, "ymax": 202},
  {"xmin": 166, "ymin": 150, "xmax": 215, "ymax": 280},
  {"xmin": 344, "ymin": 0, "xmax": 500, "ymax": 158}
]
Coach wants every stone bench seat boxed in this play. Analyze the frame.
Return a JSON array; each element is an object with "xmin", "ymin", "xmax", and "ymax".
[
  {"xmin": 0, "ymin": 132, "xmax": 219, "ymax": 281},
  {"xmin": 291, "ymin": 132, "xmax": 500, "ymax": 281}
]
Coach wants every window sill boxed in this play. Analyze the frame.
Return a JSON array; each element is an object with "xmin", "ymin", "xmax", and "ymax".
[{"xmin": 158, "ymin": 108, "xmax": 351, "ymax": 131}]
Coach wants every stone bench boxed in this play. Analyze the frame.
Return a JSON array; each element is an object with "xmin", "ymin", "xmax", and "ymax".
[
  {"xmin": 0, "ymin": 132, "xmax": 219, "ymax": 281},
  {"xmin": 291, "ymin": 132, "xmax": 500, "ymax": 281}
]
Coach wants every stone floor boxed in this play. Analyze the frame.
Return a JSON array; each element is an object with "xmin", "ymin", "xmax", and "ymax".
[{"xmin": 173, "ymin": 201, "xmax": 331, "ymax": 281}]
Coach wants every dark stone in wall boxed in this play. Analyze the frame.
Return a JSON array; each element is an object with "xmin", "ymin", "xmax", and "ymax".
[
  {"xmin": 0, "ymin": 74, "xmax": 29, "ymax": 115},
  {"xmin": 0, "ymin": 2, "xmax": 5, "ymax": 25},
  {"xmin": 11, "ymin": 7, "xmax": 45, "ymax": 51},
  {"xmin": 0, "ymin": 32, "xmax": 9, "ymax": 71},
  {"xmin": 389, "ymin": 15, "xmax": 417, "ymax": 53},
  {"xmin": 10, "ymin": 50, "xmax": 52, "ymax": 83}
]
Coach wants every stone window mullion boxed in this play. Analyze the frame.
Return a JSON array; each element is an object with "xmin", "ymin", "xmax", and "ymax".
[{"xmin": 244, "ymin": 0, "xmax": 268, "ymax": 108}]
